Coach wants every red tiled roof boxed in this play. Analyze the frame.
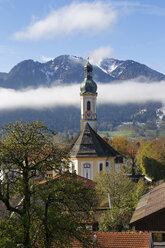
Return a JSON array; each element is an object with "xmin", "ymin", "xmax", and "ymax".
[
  {"xmin": 38, "ymin": 174, "xmax": 61, "ymax": 185},
  {"xmin": 38, "ymin": 173, "xmax": 96, "ymax": 187},
  {"xmin": 72, "ymin": 232, "xmax": 149, "ymax": 248},
  {"xmin": 45, "ymin": 171, "xmax": 53, "ymax": 174}
]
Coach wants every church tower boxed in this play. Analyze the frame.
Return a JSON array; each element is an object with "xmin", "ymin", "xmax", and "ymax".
[
  {"xmin": 80, "ymin": 60, "xmax": 97, "ymax": 132},
  {"xmin": 69, "ymin": 59, "xmax": 123, "ymax": 181}
]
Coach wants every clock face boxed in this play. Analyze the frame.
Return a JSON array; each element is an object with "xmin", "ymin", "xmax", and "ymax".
[{"xmin": 85, "ymin": 111, "xmax": 92, "ymax": 119}]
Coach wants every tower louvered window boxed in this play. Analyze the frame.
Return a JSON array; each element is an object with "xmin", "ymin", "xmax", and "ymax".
[{"xmin": 87, "ymin": 101, "xmax": 91, "ymax": 111}]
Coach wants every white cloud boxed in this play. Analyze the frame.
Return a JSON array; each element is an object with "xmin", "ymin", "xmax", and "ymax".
[
  {"xmin": 0, "ymin": 81, "xmax": 165, "ymax": 111},
  {"xmin": 89, "ymin": 46, "xmax": 116, "ymax": 65},
  {"xmin": 41, "ymin": 56, "xmax": 54, "ymax": 62},
  {"xmin": 98, "ymin": 81, "xmax": 165, "ymax": 105},
  {"xmin": 13, "ymin": 2, "xmax": 118, "ymax": 41},
  {"xmin": 0, "ymin": 85, "xmax": 80, "ymax": 110}
]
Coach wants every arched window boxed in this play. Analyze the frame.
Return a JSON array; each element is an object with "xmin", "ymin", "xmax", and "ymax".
[
  {"xmin": 87, "ymin": 101, "xmax": 91, "ymax": 111},
  {"xmin": 106, "ymin": 161, "xmax": 111, "ymax": 171},
  {"xmin": 99, "ymin": 163, "xmax": 103, "ymax": 172},
  {"xmin": 84, "ymin": 164, "xmax": 90, "ymax": 179}
]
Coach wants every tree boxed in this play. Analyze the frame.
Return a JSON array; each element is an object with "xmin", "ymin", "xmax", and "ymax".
[
  {"xmin": 127, "ymin": 141, "xmax": 140, "ymax": 175},
  {"xmin": 111, "ymin": 137, "xmax": 129, "ymax": 157},
  {"xmin": 96, "ymin": 168, "xmax": 148, "ymax": 231},
  {"xmin": 0, "ymin": 218, "xmax": 23, "ymax": 248},
  {"xmin": 0, "ymin": 121, "xmax": 97, "ymax": 248},
  {"xmin": 35, "ymin": 173, "xmax": 97, "ymax": 248},
  {"xmin": 110, "ymin": 137, "xmax": 140, "ymax": 175},
  {"xmin": 0, "ymin": 121, "xmax": 69, "ymax": 248},
  {"xmin": 138, "ymin": 138, "xmax": 165, "ymax": 181}
]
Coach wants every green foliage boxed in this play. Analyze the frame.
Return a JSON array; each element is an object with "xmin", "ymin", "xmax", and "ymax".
[
  {"xmin": 104, "ymin": 136, "xmax": 140, "ymax": 175},
  {"xmin": 159, "ymin": 121, "xmax": 165, "ymax": 137},
  {"xmin": 0, "ymin": 121, "xmax": 67, "ymax": 247},
  {"xmin": 0, "ymin": 121, "xmax": 97, "ymax": 248},
  {"xmin": 35, "ymin": 173, "xmax": 97, "ymax": 248},
  {"xmin": 139, "ymin": 139, "xmax": 165, "ymax": 180},
  {"xmin": 99, "ymin": 117, "xmax": 165, "ymax": 140},
  {"xmin": 96, "ymin": 168, "xmax": 148, "ymax": 231},
  {"xmin": 0, "ymin": 218, "xmax": 23, "ymax": 248},
  {"xmin": 111, "ymin": 136, "xmax": 129, "ymax": 157}
]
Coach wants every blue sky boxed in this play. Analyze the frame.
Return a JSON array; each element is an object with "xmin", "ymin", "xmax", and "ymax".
[{"xmin": 0, "ymin": 0, "xmax": 165, "ymax": 73}]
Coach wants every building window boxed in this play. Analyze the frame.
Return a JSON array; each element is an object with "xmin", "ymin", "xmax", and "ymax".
[
  {"xmin": 84, "ymin": 164, "xmax": 90, "ymax": 179},
  {"xmin": 115, "ymin": 164, "xmax": 120, "ymax": 172},
  {"xmin": 152, "ymin": 233, "xmax": 165, "ymax": 242},
  {"xmin": 115, "ymin": 156, "xmax": 123, "ymax": 163},
  {"xmin": 72, "ymin": 163, "xmax": 75, "ymax": 173},
  {"xmin": 45, "ymin": 173, "xmax": 53, "ymax": 179},
  {"xmin": 105, "ymin": 161, "xmax": 109, "ymax": 171},
  {"xmin": 87, "ymin": 101, "xmax": 91, "ymax": 111},
  {"xmin": 99, "ymin": 163, "xmax": 103, "ymax": 172}
]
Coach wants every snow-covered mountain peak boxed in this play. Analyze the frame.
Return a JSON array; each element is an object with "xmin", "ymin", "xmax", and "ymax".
[
  {"xmin": 99, "ymin": 58, "xmax": 122, "ymax": 75},
  {"xmin": 69, "ymin": 55, "xmax": 84, "ymax": 64},
  {"xmin": 0, "ymin": 55, "xmax": 165, "ymax": 90},
  {"xmin": 156, "ymin": 106, "xmax": 165, "ymax": 121}
]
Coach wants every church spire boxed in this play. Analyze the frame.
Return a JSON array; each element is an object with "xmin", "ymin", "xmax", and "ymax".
[
  {"xmin": 80, "ymin": 60, "xmax": 98, "ymax": 132},
  {"xmin": 80, "ymin": 59, "xmax": 97, "ymax": 95}
]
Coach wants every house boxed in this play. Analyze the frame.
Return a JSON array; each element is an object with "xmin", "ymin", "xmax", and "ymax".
[
  {"xmin": 69, "ymin": 60, "xmax": 123, "ymax": 181},
  {"xmin": 72, "ymin": 232, "xmax": 150, "ymax": 248},
  {"xmin": 39, "ymin": 172, "xmax": 108, "ymax": 229},
  {"xmin": 130, "ymin": 182, "xmax": 165, "ymax": 247},
  {"xmin": 39, "ymin": 172, "xmax": 96, "ymax": 188},
  {"xmin": 36, "ymin": 232, "xmax": 150, "ymax": 248}
]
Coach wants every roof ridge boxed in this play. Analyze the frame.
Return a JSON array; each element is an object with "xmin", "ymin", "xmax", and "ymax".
[
  {"xmin": 95, "ymin": 231, "xmax": 149, "ymax": 235},
  {"xmin": 87, "ymin": 123, "xmax": 120, "ymax": 155},
  {"xmin": 70, "ymin": 123, "xmax": 120, "ymax": 158}
]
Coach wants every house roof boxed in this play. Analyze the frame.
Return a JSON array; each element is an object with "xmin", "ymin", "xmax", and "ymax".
[
  {"xmin": 72, "ymin": 232, "xmax": 149, "ymax": 248},
  {"xmin": 70, "ymin": 123, "xmax": 120, "ymax": 158},
  {"xmin": 38, "ymin": 172, "xmax": 96, "ymax": 188},
  {"xmin": 130, "ymin": 181, "xmax": 165, "ymax": 225}
]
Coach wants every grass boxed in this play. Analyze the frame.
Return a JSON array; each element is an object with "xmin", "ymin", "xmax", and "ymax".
[
  {"xmin": 99, "ymin": 123, "xmax": 165, "ymax": 140},
  {"xmin": 99, "ymin": 125, "xmax": 140, "ymax": 140},
  {"xmin": 159, "ymin": 129, "xmax": 165, "ymax": 137},
  {"xmin": 100, "ymin": 130, "xmax": 132, "ymax": 138},
  {"xmin": 158, "ymin": 123, "xmax": 165, "ymax": 138}
]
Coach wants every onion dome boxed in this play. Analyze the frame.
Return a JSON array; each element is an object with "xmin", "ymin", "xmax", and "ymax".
[
  {"xmin": 84, "ymin": 61, "xmax": 93, "ymax": 73},
  {"xmin": 80, "ymin": 61, "xmax": 97, "ymax": 94}
]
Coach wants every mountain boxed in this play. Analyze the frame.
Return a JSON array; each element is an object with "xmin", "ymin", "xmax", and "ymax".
[
  {"xmin": 0, "ymin": 102, "xmax": 162, "ymax": 134},
  {"xmin": 0, "ymin": 72, "xmax": 7, "ymax": 79},
  {"xmin": 99, "ymin": 58, "xmax": 165, "ymax": 81},
  {"xmin": 0, "ymin": 55, "xmax": 165, "ymax": 89},
  {"xmin": 0, "ymin": 55, "xmax": 165, "ymax": 135},
  {"xmin": 0, "ymin": 56, "xmax": 113, "ymax": 89}
]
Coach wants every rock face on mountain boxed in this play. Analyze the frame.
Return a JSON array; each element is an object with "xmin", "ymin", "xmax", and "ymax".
[{"xmin": 0, "ymin": 55, "xmax": 164, "ymax": 89}]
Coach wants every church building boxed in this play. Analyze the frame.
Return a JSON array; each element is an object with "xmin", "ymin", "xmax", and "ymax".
[{"xmin": 70, "ymin": 61, "xmax": 123, "ymax": 181}]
